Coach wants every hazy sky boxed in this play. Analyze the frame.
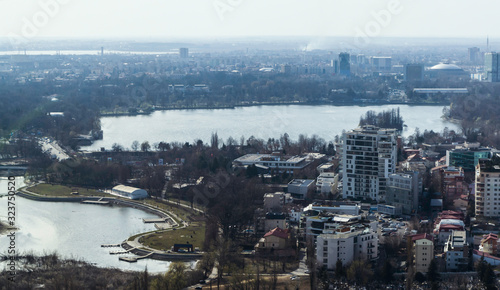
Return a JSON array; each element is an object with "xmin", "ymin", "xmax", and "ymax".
[{"xmin": 1, "ymin": 0, "xmax": 498, "ymax": 40}]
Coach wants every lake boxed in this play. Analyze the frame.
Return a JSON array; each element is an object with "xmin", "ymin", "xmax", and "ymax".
[
  {"xmin": 0, "ymin": 177, "xmax": 176, "ymax": 273},
  {"xmin": 84, "ymin": 104, "xmax": 457, "ymax": 151}
]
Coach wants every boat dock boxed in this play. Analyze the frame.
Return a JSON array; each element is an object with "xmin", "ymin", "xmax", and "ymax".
[
  {"xmin": 101, "ymin": 244, "xmax": 121, "ymax": 247},
  {"xmin": 142, "ymin": 218, "xmax": 167, "ymax": 223},
  {"xmin": 82, "ymin": 200, "xmax": 110, "ymax": 205},
  {"xmin": 119, "ymin": 252, "xmax": 153, "ymax": 263},
  {"xmin": 109, "ymin": 250, "xmax": 130, "ymax": 255}
]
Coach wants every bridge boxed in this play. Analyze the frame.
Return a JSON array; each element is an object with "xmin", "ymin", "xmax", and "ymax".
[{"xmin": 0, "ymin": 165, "xmax": 28, "ymax": 176}]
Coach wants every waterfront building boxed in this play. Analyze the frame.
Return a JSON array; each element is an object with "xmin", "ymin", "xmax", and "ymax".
[{"xmin": 111, "ymin": 185, "xmax": 148, "ymax": 200}]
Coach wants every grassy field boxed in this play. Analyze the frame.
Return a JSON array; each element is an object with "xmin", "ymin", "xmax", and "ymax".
[
  {"xmin": 27, "ymin": 184, "xmax": 111, "ymax": 197},
  {"xmin": 141, "ymin": 221, "xmax": 206, "ymax": 251}
]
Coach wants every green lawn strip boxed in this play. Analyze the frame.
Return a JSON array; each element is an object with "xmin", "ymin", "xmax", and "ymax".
[
  {"xmin": 142, "ymin": 199, "xmax": 198, "ymax": 223},
  {"xmin": 27, "ymin": 184, "xmax": 110, "ymax": 197},
  {"xmin": 141, "ymin": 222, "xmax": 205, "ymax": 251}
]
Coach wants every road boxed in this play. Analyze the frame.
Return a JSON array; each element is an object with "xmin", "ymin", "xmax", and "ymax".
[{"xmin": 39, "ymin": 138, "xmax": 70, "ymax": 161}]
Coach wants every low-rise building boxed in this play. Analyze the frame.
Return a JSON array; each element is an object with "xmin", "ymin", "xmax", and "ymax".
[
  {"xmin": 444, "ymin": 231, "xmax": 468, "ymax": 271},
  {"xmin": 303, "ymin": 202, "xmax": 361, "ymax": 216},
  {"xmin": 233, "ymin": 153, "xmax": 312, "ymax": 174},
  {"xmin": 316, "ymin": 172, "xmax": 339, "ymax": 195},
  {"xmin": 377, "ymin": 204, "xmax": 402, "ymax": 216},
  {"xmin": 255, "ymin": 227, "xmax": 290, "ymax": 251},
  {"xmin": 264, "ymin": 192, "xmax": 292, "ymax": 212},
  {"xmin": 431, "ymin": 166, "xmax": 469, "ymax": 210},
  {"xmin": 264, "ymin": 212, "xmax": 287, "ymax": 232},
  {"xmin": 111, "ymin": 185, "xmax": 148, "ymax": 200},
  {"xmin": 288, "ymin": 179, "xmax": 315, "ymax": 199},
  {"xmin": 409, "ymin": 233, "xmax": 434, "ymax": 273},
  {"xmin": 316, "ymin": 224, "xmax": 378, "ymax": 270},
  {"xmin": 479, "ymin": 233, "xmax": 499, "ymax": 256},
  {"xmin": 433, "ymin": 215, "xmax": 465, "ymax": 244}
]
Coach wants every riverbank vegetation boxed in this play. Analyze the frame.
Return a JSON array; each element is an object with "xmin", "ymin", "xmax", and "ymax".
[
  {"xmin": 359, "ymin": 108, "xmax": 404, "ymax": 131},
  {"xmin": 0, "ymin": 253, "xmax": 207, "ymax": 290},
  {"xmin": 448, "ymin": 87, "xmax": 500, "ymax": 148}
]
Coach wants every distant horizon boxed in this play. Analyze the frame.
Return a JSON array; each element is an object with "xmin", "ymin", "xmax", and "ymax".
[{"xmin": 0, "ymin": 35, "xmax": 497, "ymax": 53}]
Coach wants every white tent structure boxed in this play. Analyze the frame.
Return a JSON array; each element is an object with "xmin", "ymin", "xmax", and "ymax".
[{"xmin": 111, "ymin": 185, "xmax": 148, "ymax": 200}]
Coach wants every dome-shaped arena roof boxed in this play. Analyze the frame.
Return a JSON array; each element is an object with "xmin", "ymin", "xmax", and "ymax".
[{"xmin": 430, "ymin": 63, "xmax": 462, "ymax": 70}]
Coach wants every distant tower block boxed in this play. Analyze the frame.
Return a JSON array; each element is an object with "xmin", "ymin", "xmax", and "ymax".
[
  {"xmin": 485, "ymin": 52, "xmax": 500, "ymax": 82},
  {"xmin": 101, "ymin": 47, "xmax": 104, "ymax": 56},
  {"xmin": 405, "ymin": 64, "xmax": 424, "ymax": 82},
  {"xmin": 339, "ymin": 52, "xmax": 350, "ymax": 76},
  {"xmin": 179, "ymin": 47, "xmax": 189, "ymax": 58}
]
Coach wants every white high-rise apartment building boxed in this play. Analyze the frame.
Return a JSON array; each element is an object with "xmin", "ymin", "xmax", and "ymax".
[
  {"xmin": 342, "ymin": 125, "xmax": 398, "ymax": 202},
  {"xmin": 475, "ymin": 154, "xmax": 500, "ymax": 217}
]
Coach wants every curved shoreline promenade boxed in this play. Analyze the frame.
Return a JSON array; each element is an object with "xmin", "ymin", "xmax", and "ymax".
[{"xmin": 16, "ymin": 187, "xmax": 202, "ymax": 262}]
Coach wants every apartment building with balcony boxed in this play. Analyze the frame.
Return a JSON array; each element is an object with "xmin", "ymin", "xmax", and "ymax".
[
  {"xmin": 475, "ymin": 154, "xmax": 500, "ymax": 218},
  {"xmin": 342, "ymin": 125, "xmax": 398, "ymax": 202}
]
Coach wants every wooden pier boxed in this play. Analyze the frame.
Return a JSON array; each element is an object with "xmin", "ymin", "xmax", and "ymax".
[
  {"xmin": 109, "ymin": 250, "xmax": 129, "ymax": 255},
  {"xmin": 142, "ymin": 218, "xmax": 167, "ymax": 223},
  {"xmin": 119, "ymin": 252, "xmax": 153, "ymax": 263},
  {"xmin": 101, "ymin": 244, "xmax": 121, "ymax": 248},
  {"xmin": 82, "ymin": 200, "xmax": 110, "ymax": 205}
]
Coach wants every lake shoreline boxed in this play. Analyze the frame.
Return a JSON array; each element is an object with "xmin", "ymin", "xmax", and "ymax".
[{"xmin": 101, "ymin": 100, "xmax": 451, "ymax": 117}]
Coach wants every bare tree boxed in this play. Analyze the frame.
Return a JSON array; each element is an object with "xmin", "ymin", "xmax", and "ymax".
[
  {"xmin": 141, "ymin": 141, "xmax": 151, "ymax": 152},
  {"xmin": 131, "ymin": 140, "xmax": 139, "ymax": 151}
]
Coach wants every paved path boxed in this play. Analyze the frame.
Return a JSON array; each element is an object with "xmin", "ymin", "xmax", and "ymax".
[{"xmin": 290, "ymin": 248, "xmax": 309, "ymax": 276}]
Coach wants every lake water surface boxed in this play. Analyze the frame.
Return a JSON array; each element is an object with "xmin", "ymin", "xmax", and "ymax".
[
  {"xmin": 84, "ymin": 104, "xmax": 457, "ymax": 151},
  {"xmin": 0, "ymin": 177, "xmax": 174, "ymax": 273}
]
